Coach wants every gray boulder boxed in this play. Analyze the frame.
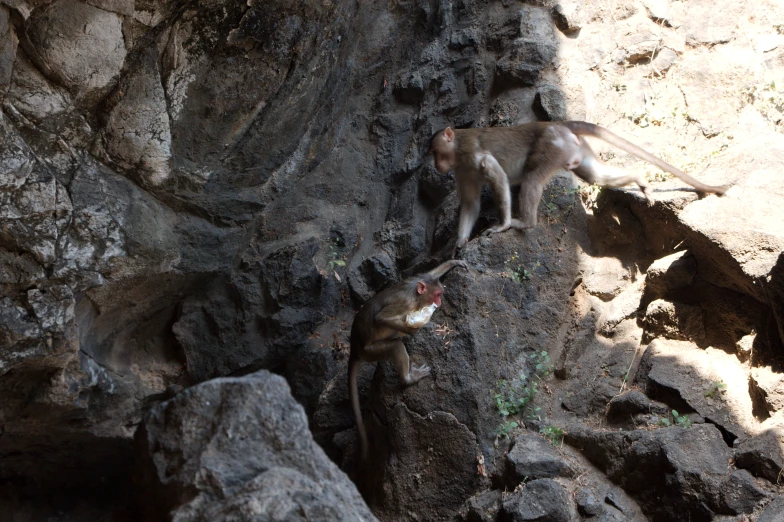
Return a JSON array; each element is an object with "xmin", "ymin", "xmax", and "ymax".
[{"xmin": 135, "ymin": 370, "xmax": 377, "ymax": 522}]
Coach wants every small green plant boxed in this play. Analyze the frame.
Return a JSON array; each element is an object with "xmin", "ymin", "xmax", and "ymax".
[
  {"xmin": 494, "ymin": 351, "xmax": 553, "ymax": 435},
  {"xmin": 497, "ymin": 420, "xmax": 519, "ymax": 439},
  {"xmin": 540, "ymin": 425, "xmax": 565, "ymax": 446},
  {"xmin": 672, "ymin": 410, "xmax": 692, "ymax": 428},
  {"xmin": 510, "ymin": 267, "xmax": 531, "ymax": 283},
  {"xmin": 544, "ymin": 201, "xmax": 559, "ymax": 215},
  {"xmin": 656, "ymin": 410, "xmax": 692, "ymax": 428},
  {"xmin": 494, "ymin": 374, "xmax": 538, "ymax": 417},
  {"xmin": 505, "ymin": 252, "xmax": 537, "ymax": 283},
  {"xmin": 531, "ymin": 350, "xmax": 551, "ymax": 377},
  {"xmin": 705, "ymin": 381, "xmax": 727, "ymax": 399},
  {"xmin": 327, "ymin": 239, "xmax": 346, "ymax": 270}
]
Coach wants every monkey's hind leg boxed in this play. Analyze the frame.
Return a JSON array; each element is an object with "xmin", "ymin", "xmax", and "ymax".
[
  {"xmin": 455, "ymin": 184, "xmax": 481, "ymax": 249},
  {"xmin": 362, "ymin": 338, "xmax": 431, "ymax": 385},
  {"xmin": 572, "ymin": 140, "xmax": 652, "ymax": 201},
  {"xmin": 384, "ymin": 339, "xmax": 430, "ymax": 385},
  {"xmin": 477, "ymin": 153, "xmax": 513, "ymax": 236},
  {"xmin": 512, "ymin": 177, "xmax": 545, "ymax": 230}
]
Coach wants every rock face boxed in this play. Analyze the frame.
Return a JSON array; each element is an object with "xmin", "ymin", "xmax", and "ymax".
[
  {"xmin": 135, "ymin": 370, "xmax": 376, "ymax": 522},
  {"xmin": 1, "ymin": 0, "xmax": 784, "ymax": 520}
]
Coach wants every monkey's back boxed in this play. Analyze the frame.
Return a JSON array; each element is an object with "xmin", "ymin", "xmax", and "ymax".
[{"xmin": 456, "ymin": 123, "xmax": 552, "ymax": 183}]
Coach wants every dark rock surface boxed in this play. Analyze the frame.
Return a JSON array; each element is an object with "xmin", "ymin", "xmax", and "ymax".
[
  {"xmin": 503, "ymin": 433, "xmax": 575, "ymax": 486},
  {"xmin": 566, "ymin": 423, "xmax": 747, "ymax": 520},
  {"xmin": 135, "ymin": 369, "xmax": 376, "ymax": 521},
  {"xmin": 499, "ymin": 479, "xmax": 574, "ymax": 522}
]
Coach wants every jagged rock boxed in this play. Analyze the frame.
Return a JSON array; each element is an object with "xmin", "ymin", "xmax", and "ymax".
[
  {"xmin": 566, "ymin": 424, "xmax": 733, "ymax": 520},
  {"xmin": 758, "ymin": 493, "xmax": 784, "ymax": 522},
  {"xmin": 458, "ymin": 489, "xmax": 503, "ymax": 522},
  {"xmin": 750, "ymin": 367, "xmax": 784, "ymax": 416},
  {"xmin": 348, "ymin": 251, "xmax": 398, "ymax": 303},
  {"xmin": 606, "ymin": 389, "xmax": 669, "ymax": 420},
  {"xmin": 533, "ymin": 84, "xmax": 567, "ymax": 121},
  {"xmin": 597, "ymin": 279, "xmax": 644, "ymax": 334},
  {"xmin": 135, "ymin": 370, "xmax": 376, "ymax": 521},
  {"xmin": 574, "ymin": 488, "xmax": 604, "ymax": 517},
  {"xmin": 643, "ymin": 299, "xmax": 706, "ymax": 344},
  {"xmin": 574, "ymin": 486, "xmax": 633, "ymax": 521},
  {"xmin": 449, "ymin": 28, "xmax": 478, "ymax": 51},
  {"xmin": 504, "ymin": 433, "xmax": 576, "ymax": 486},
  {"xmin": 0, "ymin": 117, "xmax": 65, "ymax": 266},
  {"xmin": 562, "ymin": 378, "xmax": 620, "ymax": 416},
  {"xmin": 651, "ymin": 47, "xmax": 679, "ymax": 74},
  {"xmin": 393, "ymin": 72, "xmax": 424, "ymax": 105},
  {"xmin": 640, "ymin": 0, "xmax": 670, "ymax": 23},
  {"xmin": 496, "ymin": 7, "xmax": 556, "ymax": 88},
  {"xmin": 581, "ymin": 256, "xmax": 631, "ymax": 301},
  {"xmin": 24, "ymin": 0, "xmax": 126, "ymax": 104},
  {"xmin": 614, "ymin": 18, "xmax": 666, "ymax": 64},
  {"xmin": 736, "ymin": 332, "xmax": 755, "ymax": 360},
  {"xmin": 368, "ymin": 403, "xmax": 482, "ymax": 522},
  {"xmin": 552, "ymin": 0, "xmax": 582, "ymax": 34},
  {"xmin": 97, "ymin": 48, "xmax": 172, "ymax": 186},
  {"xmin": 719, "ymin": 469, "xmax": 770, "ymax": 515},
  {"xmin": 496, "ymin": 40, "xmax": 556, "ymax": 88},
  {"xmin": 0, "ymin": 248, "xmax": 44, "ymax": 285},
  {"xmin": 5, "ymin": 51, "xmax": 70, "ymax": 121},
  {"xmin": 644, "ymin": 250, "xmax": 696, "ymax": 301},
  {"xmin": 636, "ymin": 339, "xmax": 752, "ymax": 442},
  {"xmin": 679, "ymin": 1, "xmax": 739, "ymax": 45},
  {"xmin": 734, "ymin": 429, "xmax": 784, "ymax": 483},
  {"xmin": 500, "ymin": 479, "xmax": 575, "ymax": 522},
  {"xmin": 0, "ymin": 6, "xmax": 17, "ymax": 96}
]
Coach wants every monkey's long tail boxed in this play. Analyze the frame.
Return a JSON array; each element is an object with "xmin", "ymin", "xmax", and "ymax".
[
  {"xmin": 564, "ymin": 121, "xmax": 729, "ymax": 195},
  {"xmin": 348, "ymin": 358, "xmax": 369, "ymax": 461}
]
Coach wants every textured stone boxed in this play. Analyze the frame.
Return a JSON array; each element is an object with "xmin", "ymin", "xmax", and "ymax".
[
  {"xmin": 734, "ymin": 429, "xmax": 784, "ymax": 484},
  {"xmin": 645, "ymin": 250, "xmax": 696, "ymax": 300},
  {"xmin": 136, "ymin": 370, "xmax": 377, "ymax": 521},
  {"xmin": 643, "ymin": 299, "xmax": 706, "ymax": 344},
  {"xmin": 501, "ymin": 479, "xmax": 575, "ymax": 522},
  {"xmin": 25, "ymin": 0, "xmax": 126, "ymax": 104},
  {"xmin": 505, "ymin": 433, "xmax": 576, "ymax": 485},
  {"xmin": 99, "ymin": 49, "xmax": 172, "ymax": 186}
]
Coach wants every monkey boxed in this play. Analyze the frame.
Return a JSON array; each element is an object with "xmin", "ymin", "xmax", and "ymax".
[
  {"xmin": 428, "ymin": 121, "xmax": 729, "ymax": 249},
  {"xmin": 348, "ymin": 259, "xmax": 468, "ymax": 460}
]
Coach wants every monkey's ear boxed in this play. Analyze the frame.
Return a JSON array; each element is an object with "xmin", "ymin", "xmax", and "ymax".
[
  {"xmin": 416, "ymin": 281, "xmax": 427, "ymax": 295},
  {"xmin": 444, "ymin": 127, "xmax": 455, "ymax": 142}
]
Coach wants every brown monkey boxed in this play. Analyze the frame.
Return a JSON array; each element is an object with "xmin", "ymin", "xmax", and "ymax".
[
  {"xmin": 429, "ymin": 121, "xmax": 728, "ymax": 248},
  {"xmin": 348, "ymin": 259, "xmax": 468, "ymax": 460}
]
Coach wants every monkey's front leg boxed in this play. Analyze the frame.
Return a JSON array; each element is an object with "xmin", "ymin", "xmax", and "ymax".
[
  {"xmin": 456, "ymin": 182, "xmax": 481, "ymax": 249},
  {"xmin": 426, "ymin": 259, "xmax": 469, "ymax": 278},
  {"xmin": 477, "ymin": 153, "xmax": 513, "ymax": 236}
]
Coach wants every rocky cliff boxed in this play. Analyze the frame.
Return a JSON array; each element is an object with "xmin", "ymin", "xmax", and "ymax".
[{"xmin": 1, "ymin": 0, "xmax": 783, "ymax": 520}]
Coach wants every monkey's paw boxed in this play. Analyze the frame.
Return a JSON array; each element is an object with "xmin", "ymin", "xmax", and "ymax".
[
  {"xmin": 408, "ymin": 364, "xmax": 431, "ymax": 384},
  {"xmin": 482, "ymin": 223, "xmax": 511, "ymax": 236},
  {"xmin": 453, "ymin": 260, "xmax": 469, "ymax": 270}
]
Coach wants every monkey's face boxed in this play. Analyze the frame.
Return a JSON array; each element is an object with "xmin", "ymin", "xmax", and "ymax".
[
  {"xmin": 429, "ymin": 129, "xmax": 457, "ymax": 174},
  {"xmin": 417, "ymin": 281, "xmax": 444, "ymax": 306}
]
